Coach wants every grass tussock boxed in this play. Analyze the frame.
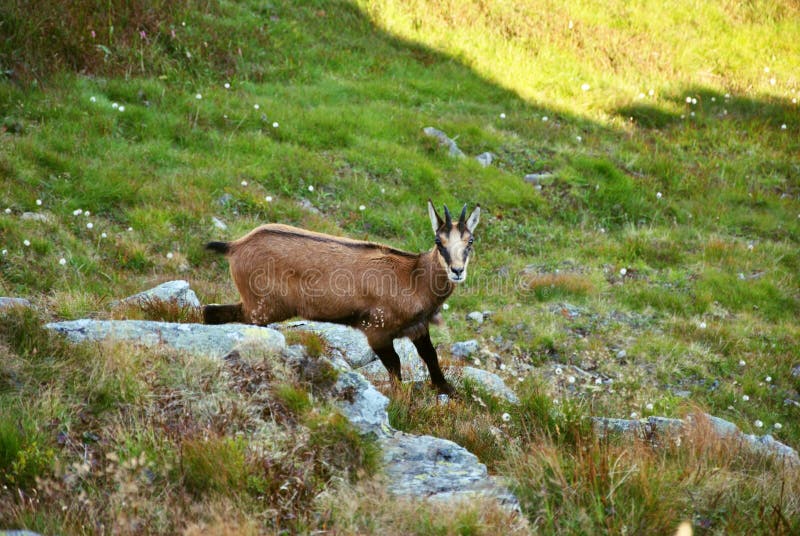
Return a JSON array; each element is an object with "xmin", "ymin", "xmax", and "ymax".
[
  {"xmin": 110, "ymin": 297, "xmax": 203, "ymax": 323},
  {"xmin": 519, "ymin": 272, "xmax": 596, "ymax": 301}
]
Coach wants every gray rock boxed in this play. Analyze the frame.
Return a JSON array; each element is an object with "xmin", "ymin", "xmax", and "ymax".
[
  {"xmin": 423, "ymin": 127, "xmax": 465, "ymax": 158},
  {"xmin": 451, "ymin": 339, "xmax": 480, "ymax": 358},
  {"xmin": 791, "ymin": 364, "xmax": 800, "ymax": 378},
  {"xmin": 217, "ymin": 193, "xmax": 233, "ymax": 206},
  {"xmin": 1, "ymin": 531, "xmax": 45, "ymax": 536},
  {"xmin": 592, "ymin": 417, "xmax": 641, "ymax": 436},
  {"xmin": 475, "ymin": 152, "xmax": 494, "ymax": 167},
  {"xmin": 466, "ymin": 311, "xmax": 484, "ymax": 324},
  {"xmin": 299, "ymin": 198, "xmax": 321, "ymax": 214},
  {"xmin": 120, "ymin": 280, "xmax": 200, "ymax": 308},
  {"xmin": 211, "ymin": 216, "xmax": 228, "ymax": 230},
  {"xmin": 333, "ymin": 370, "xmax": 392, "ymax": 437},
  {"xmin": 45, "ymin": 319, "xmax": 286, "ymax": 359},
  {"xmin": 459, "ymin": 366, "xmax": 519, "ymax": 404},
  {"xmin": 0, "ymin": 297, "xmax": 32, "ymax": 310},
  {"xmin": 702, "ymin": 414, "xmax": 740, "ymax": 438},
  {"xmin": 278, "ymin": 321, "xmax": 378, "ymax": 369},
  {"xmin": 523, "ymin": 173, "xmax": 553, "ymax": 186},
  {"xmin": 21, "ymin": 211, "xmax": 54, "ymax": 224}
]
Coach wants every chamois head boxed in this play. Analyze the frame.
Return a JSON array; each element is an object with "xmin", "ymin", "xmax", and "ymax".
[{"xmin": 427, "ymin": 200, "xmax": 481, "ymax": 283}]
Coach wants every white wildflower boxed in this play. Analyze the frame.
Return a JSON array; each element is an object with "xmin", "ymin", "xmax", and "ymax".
[
  {"xmin": 576, "ymin": 135, "xmax": 582, "ymax": 142},
  {"xmin": 619, "ymin": 268, "xmax": 627, "ymax": 276},
  {"xmin": 272, "ymin": 122, "xmax": 279, "ymax": 128},
  {"xmin": 308, "ymin": 185, "xmax": 314, "ymax": 192},
  {"xmin": 691, "ymin": 98, "xmax": 697, "ymax": 104},
  {"xmin": 84, "ymin": 211, "xmax": 90, "ymax": 217},
  {"xmin": 23, "ymin": 239, "xmax": 30, "ymax": 247},
  {"xmin": 112, "ymin": 102, "xmax": 119, "ymax": 109},
  {"xmin": 742, "ymin": 395, "xmax": 750, "ymax": 401},
  {"xmin": 595, "ymin": 377, "xmax": 602, "ymax": 384},
  {"xmin": 59, "ymin": 258, "xmax": 67, "ymax": 266},
  {"xmin": 554, "ymin": 367, "xmax": 563, "ymax": 376},
  {"xmin": 656, "ymin": 192, "xmax": 662, "ymax": 199},
  {"xmin": 90, "ymin": 96, "xmax": 96, "ymax": 102},
  {"xmin": 4, "ymin": 208, "xmax": 10, "ymax": 214},
  {"xmin": 769, "ymin": 78, "xmax": 776, "ymax": 86},
  {"xmin": 739, "ymin": 360, "xmax": 746, "ymax": 366},
  {"xmin": 473, "ymin": 359, "xmax": 480, "ymax": 366},
  {"xmin": 86, "ymin": 222, "xmax": 93, "ymax": 229},
  {"xmin": 630, "ymin": 412, "xmax": 638, "ymax": 419},
  {"xmin": 648, "ymin": 89, "xmax": 654, "ymax": 96},
  {"xmin": 101, "ymin": 232, "xmax": 107, "ymax": 238},
  {"xmin": 195, "ymin": 93, "xmax": 202, "ymax": 100},
  {"xmin": 224, "ymin": 83, "xmax": 230, "ymax": 89},
  {"xmin": 581, "ymin": 83, "xmax": 590, "ymax": 91},
  {"xmin": 774, "ymin": 423, "xmax": 782, "ymax": 430},
  {"xmin": 265, "ymin": 195, "xmax": 273, "ymax": 202},
  {"xmin": 567, "ymin": 375, "xmax": 576, "ymax": 384},
  {"xmin": 765, "ymin": 376, "xmax": 772, "ymax": 382},
  {"xmin": 542, "ymin": 116, "xmax": 548, "ymax": 122},
  {"xmin": 127, "ymin": 227, "xmax": 133, "ymax": 232},
  {"xmin": 699, "ymin": 321, "xmax": 707, "ymax": 329},
  {"xmin": 500, "ymin": 113, "xmax": 506, "ymax": 119},
  {"xmin": 499, "ymin": 363, "xmax": 506, "ymax": 371},
  {"xmin": 686, "ymin": 97, "xmax": 692, "ymax": 103},
  {"xmin": 442, "ymin": 303, "xmax": 450, "ymax": 310},
  {"xmin": 166, "ymin": 252, "xmax": 174, "ymax": 259},
  {"xmin": 36, "ymin": 199, "xmax": 42, "ymax": 206},
  {"xmin": 501, "ymin": 413, "xmax": 511, "ymax": 422},
  {"xmin": 645, "ymin": 403, "xmax": 654, "ymax": 411},
  {"xmin": 764, "ymin": 67, "xmax": 770, "ymax": 73},
  {"xmin": 241, "ymin": 180, "xmax": 248, "ymax": 186},
  {"xmin": 73, "ymin": 209, "xmax": 83, "ymax": 216},
  {"xmin": 754, "ymin": 420, "xmax": 763, "ymax": 428},
  {"xmin": 118, "ymin": 106, "xmax": 125, "ymax": 112},
  {"xmin": 254, "ymin": 104, "xmax": 260, "ymax": 110},
  {"xmin": 781, "ymin": 124, "xmax": 787, "ymax": 130},
  {"xmin": 358, "ymin": 205, "xmax": 366, "ymax": 211},
  {"xmin": 1, "ymin": 249, "xmax": 6, "ymax": 255}
]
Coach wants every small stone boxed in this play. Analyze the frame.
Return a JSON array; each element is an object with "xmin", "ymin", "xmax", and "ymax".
[
  {"xmin": 616, "ymin": 349, "xmax": 627, "ymax": 359},
  {"xmin": 466, "ymin": 311, "xmax": 484, "ymax": 324},
  {"xmin": 523, "ymin": 173, "xmax": 553, "ymax": 186},
  {"xmin": 475, "ymin": 152, "xmax": 494, "ymax": 167},
  {"xmin": 451, "ymin": 340, "xmax": 479, "ymax": 358},
  {"xmin": 21, "ymin": 212, "xmax": 54, "ymax": 224},
  {"xmin": 211, "ymin": 216, "xmax": 228, "ymax": 230}
]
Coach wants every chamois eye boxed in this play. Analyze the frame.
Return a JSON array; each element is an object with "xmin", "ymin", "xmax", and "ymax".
[
  {"xmin": 435, "ymin": 237, "xmax": 442, "ymax": 246},
  {"xmin": 468, "ymin": 237, "xmax": 474, "ymax": 245}
]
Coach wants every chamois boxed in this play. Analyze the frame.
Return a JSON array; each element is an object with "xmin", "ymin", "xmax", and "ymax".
[{"xmin": 203, "ymin": 200, "xmax": 481, "ymax": 394}]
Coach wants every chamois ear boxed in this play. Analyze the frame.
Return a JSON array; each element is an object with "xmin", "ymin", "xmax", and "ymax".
[
  {"xmin": 466, "ymin": 205, "xmax": 481, "ymax": 232},
  {"xmin": 427, "ymin": 199, "xmax": 443, "ymax": 234}
]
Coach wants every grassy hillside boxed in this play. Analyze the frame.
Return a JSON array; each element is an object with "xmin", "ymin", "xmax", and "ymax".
[{"xmin": 1, "ymin": 0, "xmax": 799, "ymax": 533}]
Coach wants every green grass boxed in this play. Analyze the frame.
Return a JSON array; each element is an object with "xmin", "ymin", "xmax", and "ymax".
[{"xmin": 1, "ymin": 0, "xmax": 799, "ymax": 533}]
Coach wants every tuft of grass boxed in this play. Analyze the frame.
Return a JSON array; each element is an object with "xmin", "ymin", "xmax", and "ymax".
[{"xmin": 519, "ymin": 272, "xmax": 596, "ymax": 301}]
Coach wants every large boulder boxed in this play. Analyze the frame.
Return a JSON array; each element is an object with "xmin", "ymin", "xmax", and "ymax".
[
  {"xmin": 0, "ymin": 297, "xmax": 32, "ymax": 310},
  {"xmin": 46, "ymin": 319, "xmax": 285, "ymax": 359}
]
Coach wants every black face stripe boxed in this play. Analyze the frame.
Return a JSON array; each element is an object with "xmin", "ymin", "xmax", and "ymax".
[{"xmin": 437, "ymin": 242, "xmax": 451, "ymax": 264}]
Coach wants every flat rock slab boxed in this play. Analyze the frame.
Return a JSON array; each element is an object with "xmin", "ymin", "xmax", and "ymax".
[
  {"xmin": 45, "ymin": 319, "xmax": 285, "ymax": 359},
  {"xmin": 120, "ymin": 280, "xmax": 200, "ymax": 308},
  {"xmin": 0, "ymin": 297, "xmax": 32, "ymax": 310}
]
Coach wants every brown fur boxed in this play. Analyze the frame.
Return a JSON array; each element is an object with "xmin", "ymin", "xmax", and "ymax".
[{"xmin": 204, "ymin": 202, "xmax": 480, "ymax": 394}]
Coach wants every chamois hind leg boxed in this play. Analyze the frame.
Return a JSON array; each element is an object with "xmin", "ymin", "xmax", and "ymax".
[
  {"xmin": 412, "ymin": 332, "xmax": 453, "ymax": 395},
  {"xmin": 203, "ymin": 303, "xmax": 244, "ymax": 324},
  {"xmin": 373, "ymin": 344, "xmax": 402, "ymax": 385}
]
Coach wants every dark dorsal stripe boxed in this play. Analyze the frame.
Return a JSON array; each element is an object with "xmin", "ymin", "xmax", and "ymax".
[{"xmin": 258, "ymin": 227, "xmax": 419, "ymax": 259}]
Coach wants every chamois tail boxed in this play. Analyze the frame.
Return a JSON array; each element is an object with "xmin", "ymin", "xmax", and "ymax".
[{"xmin": 206, "ymin": 241, "xmax": 231, "ymax": 255}]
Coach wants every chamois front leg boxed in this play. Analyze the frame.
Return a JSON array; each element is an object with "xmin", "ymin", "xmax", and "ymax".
[
  {"xmin": 373, "ymin": 344, "xmax": 403, "ymax": 385},
  {"xmin": 412, "ymin": 332, "xmax": 453, "ymax": 395}
]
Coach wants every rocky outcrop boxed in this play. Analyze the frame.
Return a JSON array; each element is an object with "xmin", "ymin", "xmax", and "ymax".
[
  {"xmin": 46, "ymin": 317, "xmax": 519, "ymax": 509},
  {"xmin": 423, "ymin": 127, "xmax": 465, "ymax": 158},
  {"xmin": 459, "ymin": 366, "xmax": 520, "ymax": 404}
]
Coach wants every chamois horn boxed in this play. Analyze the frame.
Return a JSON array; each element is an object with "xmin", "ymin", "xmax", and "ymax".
[
  {"xmin": 443, "ymin": 205, "xmax": 452, "ymax": 227},
  {"xmin": 458, "ymin": 204, "xmax": 468, "ymax": 231}
]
